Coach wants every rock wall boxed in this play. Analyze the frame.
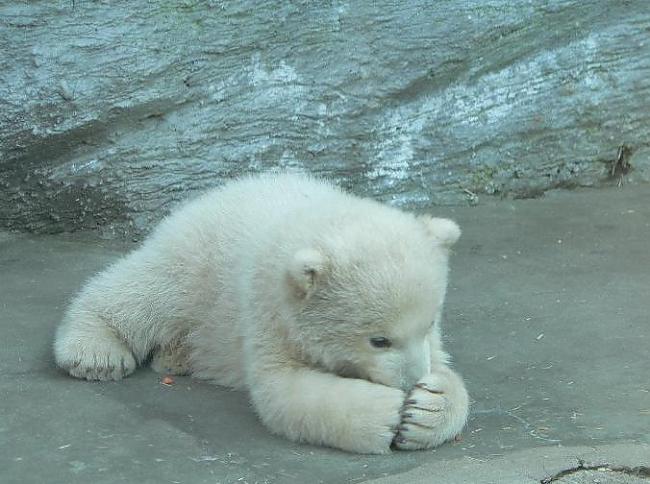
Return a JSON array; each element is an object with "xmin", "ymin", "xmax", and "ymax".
[{"xmin": 1, "ymin": 0, "xmax": 649, "ymax": 238}]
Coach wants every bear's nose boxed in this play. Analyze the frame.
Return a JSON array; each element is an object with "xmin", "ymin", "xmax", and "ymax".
[
  {"xmin": 401, "ymin": 365, "xmax": 426, "ymax": 391},
  {"xmin": 401, "ymin": 342, "xmax": 430, "ymax": 390}
]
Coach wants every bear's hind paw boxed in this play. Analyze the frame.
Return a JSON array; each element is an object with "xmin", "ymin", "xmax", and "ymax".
[{"xmin": 55, "ymin": 327, "xmax": 137, "ymax": 381}]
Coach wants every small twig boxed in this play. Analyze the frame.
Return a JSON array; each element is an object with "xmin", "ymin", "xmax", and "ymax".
[
  {"xmin": 611, "ymin": 144, "xmax": 631, "ymax": 177},
  {"xmin": 463, "ymin": 188, "xmax": 478, "ymax": 198}
]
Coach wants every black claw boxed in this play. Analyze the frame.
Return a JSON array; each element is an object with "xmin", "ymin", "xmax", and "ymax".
[{"xmin": 405, "ymin": 399, "xmax": 417, "ymax": 405}]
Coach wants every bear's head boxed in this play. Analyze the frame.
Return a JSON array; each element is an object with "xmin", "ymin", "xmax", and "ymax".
[{"xmin": 285, "ymin": 214, "xmax": 460, "ymax": 392}]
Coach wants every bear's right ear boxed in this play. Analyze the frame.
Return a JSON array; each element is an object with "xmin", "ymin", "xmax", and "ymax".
[
  {"xmin": 419, "ymin": 216, "xmax": 461, "ymax": 249},
  {"xmin": 287, "ymin": 248, "xmax": 327, "ymax": 299}
]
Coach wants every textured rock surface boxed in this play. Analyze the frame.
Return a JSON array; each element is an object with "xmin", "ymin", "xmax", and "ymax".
[{"xmin": 1, "ymin": 0, "xmax": 649, "ymax": 238}]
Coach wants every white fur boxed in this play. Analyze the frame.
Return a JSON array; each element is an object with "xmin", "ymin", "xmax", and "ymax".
[{"xmin": 54, "ymin": 173, "xmax": 469, "ymax": 454}]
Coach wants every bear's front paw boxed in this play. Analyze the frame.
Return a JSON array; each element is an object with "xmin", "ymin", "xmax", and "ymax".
[
  {"xmin": 313, "ymin": 382, "xmax": 405, "ymax": 454},
  {"xmin": 349, "ymin": 385, "xmax": 404, "ymax": 454},
  {"xmin": 393, "ymin": 370, "xmax": 469, "ymax": 451}
]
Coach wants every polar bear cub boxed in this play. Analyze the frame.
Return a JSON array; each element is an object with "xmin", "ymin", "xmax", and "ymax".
[{"xmin": 54, "ymin": 173, "xmax": 469, "ymax": 454}]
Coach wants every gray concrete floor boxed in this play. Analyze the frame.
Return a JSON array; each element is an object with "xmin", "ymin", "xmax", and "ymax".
[{"xmin": 1, "ymin": 184, "xmax": 649, "ymax": 484}]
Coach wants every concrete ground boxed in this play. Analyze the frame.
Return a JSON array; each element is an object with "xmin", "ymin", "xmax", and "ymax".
[{"xmin": 1, "ymin": 184, "xmax": 649, "ymax": 484}]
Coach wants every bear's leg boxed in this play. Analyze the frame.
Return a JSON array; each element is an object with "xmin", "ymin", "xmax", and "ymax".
[
  {"xmin": 54, "ymin": 313, "xmax": 137, "ymax": 381},
  {"xmin": 247, "ymin": 365, "xmax": 405, "ymax": 454},
  {"xmin": 54, "ymin": 247, "xmax": 190, "ymax": 380},
  {"xmin": 392, "ymin": 365, "xmax": 469, "ymax": 450}
]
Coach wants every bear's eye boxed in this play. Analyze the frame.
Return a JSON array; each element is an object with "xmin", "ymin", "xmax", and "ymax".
[{"xmin": 369, "ymin": 337, "xmax": 392, "ymax": 349}]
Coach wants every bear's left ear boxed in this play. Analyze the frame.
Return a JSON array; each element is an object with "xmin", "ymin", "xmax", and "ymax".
[
  {"xmin": 287, "ymin": 248, "xmax": 327, "ymax": 299},
  {"xmin": 419, "ymin": 216, "xmax": 461, "ymax": 249}
]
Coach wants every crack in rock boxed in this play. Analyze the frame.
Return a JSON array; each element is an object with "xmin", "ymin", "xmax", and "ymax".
[{"xmin": 541, "ymin": 458, "xmax": 650, "ymax": 483}]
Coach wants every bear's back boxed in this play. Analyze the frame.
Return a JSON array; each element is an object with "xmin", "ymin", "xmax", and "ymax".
[
  {"xmin": 170, "ymin": 173, "xmax": 346, "ymax": 237},
  {"xmin": 144, "ymin": 174, "xmax": 355, "ymax": 268}
]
